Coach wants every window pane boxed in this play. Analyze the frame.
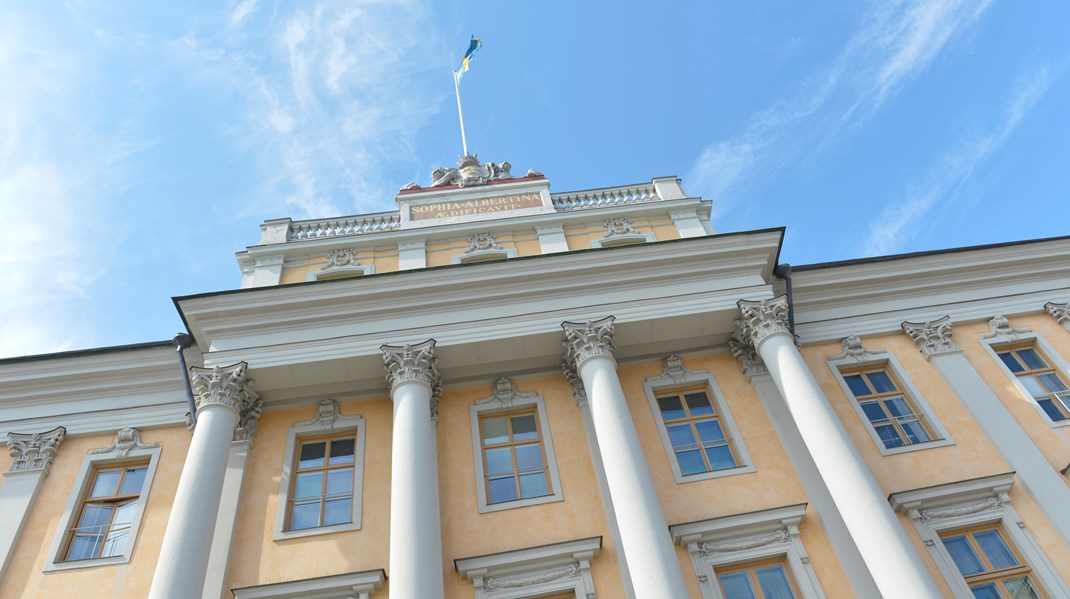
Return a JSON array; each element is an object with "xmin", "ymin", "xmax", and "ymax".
[
  {"xmin": 294, "ymin": 472, "xmax": 323, "ymax": 500},
  {"xmin": 326, "ymin": 469, "xmax": 353, "ymax": 497},
  {"xmin": 676, "ymin": 450, "xmax": 707, "ymax": 475},
  {"xmin": 481, "ymin": 417, "xmax": 508, "ymax": 445},
  {"xmin": 67, "ymin": 533, "xmax": 105, "ymax": 561},
  {"xmin": 119, "ymin": 468, "xmax": 147, "ymax": 495},
  {"xmin": 718, "ymin": 571, "xmax": 757, "ymax": 599},
  {"xmin": 900, "ymin": 419, "xmax": 932, "ymax": 444},
  {"xmin": 942, "ymin": 535, "xmax": 984, "ymax": 575},
  {"xmin": 329, "ymin": 437, "xmax": 355, "ymax": 465},
  {"xmin": 90, "ymin": 469, "xmax": 122, "ymax": 498},
  {"xmin": 705, "ymin": 445, "xmax": 737, "ymax": 470},
  {"xmin": 518, "ymin": 472, "xmax": 549, "ymax": 498},
  {"xmin": 484, "ymin": 447, "xmax": 513, "ymax": 475},
  {"xmin": 1004, "ymin": 577, "xmax": 1041, "ymax": 599},
  {"xmin": 695, "ymin": 419, "xmax": 726, "ymax": 443},
  {"xmin": 290, "ymin": 501, "xmax": 320, "ymax": 530},
  {"xmin": 657, "ymin": 395, "xmax": 686, "ymax": 420},
  {"xmin": 488, "ymin": 476, "xmax": 518, "ymax": 503},
  {"xmin": 511, "ymin": 414, "xmax": 538, "ymax": 441},
  {"xmin": 685, "ymin": 391, "xmax": 714, "ymax": 416},
  {"xmin": 1019, "ymin": 375, "xmax": 1049, "ymax": 399},
  {"xmin": 998, "ymin": 352, "xmax": 1024, "ymax": 373},
  {"xmin": 844, "ymin": 374, "xmax": 871, "ymax": 397},
  {"xmin": 1037, "ymin": 372, "xmax": 1068, "ymax": 392},
  {"xmin": 101, "ymin": 502, "xmax": 136, "ymax": 557},
  {"xmin": 515, "ymin": 444, "xmax": 543, "ymax": 471},
  {"xmin": 77, "ymin": 503, "xmax": 113, "ymax": 533},
  {"xmin": 323, "ymin": 498, "xmax": 351, "ymax": 526},
  {"xmin": 973, "ymin": 530, "xmax": 1018, "ymax": 569},
  {"xmin": 875, "ymin": 424, "xmax": 904, "ymax": 448},
  {"xmin": 667, "ymin": 424, "xmax": 697, "ymax": 450},
  {"xmin": 969, "ymin": 584, "xmax": 1000, "ymax": 599},
  {"xmin": 756, "ymin": 565, "xmax": 797, "ymax": 599},
  {"xmin": 298, "ymin": 441, "xmax": 326, "ymax": 468},
  {"xmin": 860, "ymin": 401, "xmax": 889, "ymax": 424},
  {"xmin": 882, "ymin": 396, "xmax": 912, "ymax": 418},
  {"xmin": 867, "ymin": 371, "xmax": 896, "ymax": 393},
  {"xmin": 1017, "ymin": 348, "xmax": 1047, "ymax": 370},
  {"xmin": 1038, "ymin": 399, "xmax": 1068, "ymax": 421}
]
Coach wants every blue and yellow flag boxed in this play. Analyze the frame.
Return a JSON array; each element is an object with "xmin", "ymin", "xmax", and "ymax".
[{"xmin": 455, "ymin": 36, "xmax": 482, "ymax": 81}]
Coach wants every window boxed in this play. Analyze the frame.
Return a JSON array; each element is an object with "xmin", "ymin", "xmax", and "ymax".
[
  {"xmin": 470, "ymin": 377, "xmax": 564, "ymax": 512},
  {"xmin": 940, "ymin": 526, "xmax": 1045, "ymax": 598},
  {"xmin": 643, "ymin": 356, "xmax": 754, "ymax": 483},
  {"xmin": 45, "ymin": 427, "xmax": 161, "ymax": 571},
  {"xmin": 995, "ymin": 345, "xmax": 1070, "ymax": 422},
  {"xmin": 286, "ymin": 434, "xmax": 357, "ymax": 531},
  {"xmin": 655, "ymin": 387, "xmax": 740, "ymax": 475},
  {"xmin": 274, "ymin": 399, "xmax": 366, "ymax": 540},
  {"xmin": 840, "ymin": 367, "xmax": 934, "ymax": 449},
  {"xmin": 479, "ymin": 410, "xmax": 550, "ymax": 505},
  {"xmin": 64, "ymin": 463, "xmax": 149, "ymax": 561},
  {"xmin": 716, "ymin": 559, "xmax": 802, "ymax": 599}
]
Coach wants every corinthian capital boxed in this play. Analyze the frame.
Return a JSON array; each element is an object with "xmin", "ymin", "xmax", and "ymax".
[
  {"xmin": 561, "ymin": 316, "xmax": 616, "ymax": 369},
  {"xmin": 382, "ymin": 339, "xmax": 442, "ymax": 393},
  {"xmin": 1046, "ymin": 302, "xmax": 1070, "ymax": 332},
  {"xmin": 902, "ymin": 316, "xmax": 959, "ymax": 356},
  {"xmin": 190, "ymin": 363, "xmax": 262, "ymax": 439},
  {"xmin": 7, "ymin": 426, "xmax": 66, "ymax": 474},
  {"xmin": 735, "ymin": 296, "xmax": 791, "ymax": 348}
]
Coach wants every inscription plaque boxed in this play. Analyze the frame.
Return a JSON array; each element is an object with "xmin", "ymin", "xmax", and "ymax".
[{"xmin": 409, "ymin": 192, "xmax": 543, "ymax": 221}]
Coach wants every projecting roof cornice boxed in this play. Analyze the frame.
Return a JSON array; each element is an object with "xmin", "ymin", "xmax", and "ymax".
[
  {"xmin": 790, "ymin": 236, "xmax": 1070, "ymax": 343},
  {"xmin": 178, "ymin": 229, "xmax": 783, "ymax": 402}
]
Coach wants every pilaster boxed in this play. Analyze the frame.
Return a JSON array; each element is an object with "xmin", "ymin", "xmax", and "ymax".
[{"xmin": 0, "ymin": 426, "xmax": 66, "ymax": 581}]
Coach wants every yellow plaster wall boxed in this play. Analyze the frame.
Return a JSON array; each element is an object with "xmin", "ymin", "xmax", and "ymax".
[
  {"xmin": 438, "ymin": 374, "xmax": 626, "ymax": 599},
  {"xmin": 802, "ymin": 334, "xmax": 1011, "ymax": 494},
  {"xmin": 616, "ymin": 353, "xmax": 853, "ymax": 598},
  {"xmin": 956, "ymin": 315, "xmax": 1070, "ymax": 474},
  {"xmin": 226, "ymin": 398, "xmax": 393, "ymax": 591},
  {"xmin": 0, "ymin": 426, "xmax": 191, "ymax": 599}
]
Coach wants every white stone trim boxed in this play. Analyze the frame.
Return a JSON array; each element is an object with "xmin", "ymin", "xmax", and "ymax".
[
  {"xmin": 668, "ymin": 209, "xmax": 708, "ymax": 239},
  {"xmin": 889, "ymin": 473, "xmax": 1070, "ymax": 599},
  {"xmin": 455, "ymin": 536, "xmax": 601, "ymax": 599},
  {"xmin": 453, "ymin": 248, "xmax": 517, "ymax": 265},
  {"xmin": 978, "ymin": 323, "xmax": 1070, "ymax": 429},
  {"xmin": 250, "ymin": 255, "xmax": 284, "ymax": 288},
  {"xmin": 590, "ymin": 232, "xmax": 653, "ymax": 248},
  {"xmin": 469, "ymin": 378, "xmax": 565, "ymax": 513},
  {"xmin": 273, "ymin": 400, "xmax": 366, "ymax": 541},
  {"xmin": 232, "ymin": 568, "xmax": 385, "ymax": 599},
  {"xmin": 642, "ymin": 355, "xmax": 755, "ymax": 483},
  {"xmin": 203, "ymin": 439, "xmax": 252, "ymax": 599},
  {"xmin": 826, "ymin": 336, "xmax": 954, "ymax": 455},
  {"xmin": 535, "ymin": 224, "xmax": 569, "ymax": 254},
  {"xmin": 398, "ymin": 240, "xmax": 426, "ymax": 270},
  {"xmin": 44, "ymin": 428, "xmax": 162, "ymax": 571},
  {"xmin": 670, "ymin": 504, "xmax": 826, "ymax": 599}
]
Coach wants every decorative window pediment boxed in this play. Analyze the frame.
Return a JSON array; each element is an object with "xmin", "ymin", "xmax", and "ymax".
[
  {"xmin": 308, "ymin": 248, "xmax": 375, "ymax": 281},
  {"xmin": 454, "ymin": 232, "xmax": 516, "ymax": 264},
  {"xmin": 232, "ymin": 568, "xmax": 385, "ymax": 599},
  {"xmin": 591, "ymin": 217, "xmax": 653, "ymax": 248},
  {"xmin": 455, "ymin": 536, "xmax": 601, "ymax": 599}
]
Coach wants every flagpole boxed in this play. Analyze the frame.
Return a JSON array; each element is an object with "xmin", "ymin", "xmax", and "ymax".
[{"xmin": 453, "ymin": 70, "xmax": 469, "ymax": 156}]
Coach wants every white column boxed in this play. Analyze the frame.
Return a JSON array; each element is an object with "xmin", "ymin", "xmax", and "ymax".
[
  {"xmin": 903, "ymin": 316, "xmax": 1070, "ymax": 546},
  {"xmin": 0, "ymin": 427, "xmax": 65, "ymax": 582},
  {"xmin": 562, "ymin": 317, "xmax": 689, "ymax": 598},
  {"xmin": 202, "ymin": 439, "xmax": 253, "ymax": 599},
  {"xmin": 149, "ymin": 362, "xmax": 260, "ymax": 599},
  {"xmin": 736, "ymin": 297, "xmax": 941, "ymax": 599},
  {"xmin": 382, "ymin": 340, "xmax": 444, "ymax": 599}
]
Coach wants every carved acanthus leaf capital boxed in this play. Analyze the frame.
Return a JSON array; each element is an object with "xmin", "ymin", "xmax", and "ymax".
[
  {"xmin": 1045, "ymin": 302, "xmax": 1070, "ymax": 332},
  {"xmin": 381, "ymin": 340, "xmax": 442, "ymax": 416},
  {"xmin": 7, "ymin": 426, "xmax": 66, "ymax": 473},
  {"xmin": 735, "ymin": 296, "xmax": 791, "ymax": 348},
  {"xmin": 190, "ymin": 362, "xmax": 262, "ymax": 440},
  {"xmin": 562, "ymin": 316, "xmax": 616, "ymax": 369},
  {"xmin": 729, "ymin": 334, "xmax": 768, "ymax": 378},
  {"xmin": 901, "ymin": 316, "xmax": 959, "ymax": 356}
]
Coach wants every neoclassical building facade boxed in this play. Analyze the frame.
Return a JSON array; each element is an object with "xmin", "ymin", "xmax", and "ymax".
[{"xmin": 1, "ymin": 156, "xmax": 1069, "ymax": 598}]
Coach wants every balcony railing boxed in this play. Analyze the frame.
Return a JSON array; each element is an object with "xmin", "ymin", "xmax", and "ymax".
[
  {"xmin": 287, "ymin": 212, "xmax": 402, "ymax": 241},
  {"xmin": 550, "ymin": 183, "xmax": 660, "ymax": 211}
]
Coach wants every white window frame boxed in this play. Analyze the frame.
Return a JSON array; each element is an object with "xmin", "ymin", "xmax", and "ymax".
[
  {"xmin": 470, "ymin": 378, "xmax": 564, "ymax": 513},
  {"xmin": 590, "ymin": 232, "xmax": 653, "ymax": 248},
  {"xmin": 455, "ymin": 536, "xmax": 601, "ymax": 599},
  {"xmin": 643, "ymin": 355, "xmax": 755, "ymax": 484},
  {"xmin": 453, "ymin": 248, "xmax": 517, "ymax": 264},
  {"xmin": 44, "ymin": 428, "xmax": 161, "ymax": 571},
  {"xmin": 979, "ymin": 322, "xmax": 1070, "ymax": 429},
  {"xmin": 670, "ymin": 503, "xmax": 826, "ymax": 599},
  {"xmin": 306, "ymin": 264, "xmax": 375, "ymax": 281},
  {"xmin": 827, "ymin": 337, "xmax": 953, "ymax": 456},
  {"xmin": 889, "ymin": 472, "xmax": 1070, "ymax": 599},
  {"xmin": 273, "ymin": 399, "xmax": 366, "ymax": 541},
  {"xmin": 232, "ymin": 568, "xmax": 385, "ymax": 599}
]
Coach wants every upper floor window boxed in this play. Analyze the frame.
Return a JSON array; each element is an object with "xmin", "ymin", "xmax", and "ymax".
[
  {"xmin": 65, "ymin": 463, "xmax": 149, "ymax": 561},
  {"xmin": 287, "ymin": 433, "xmax": 357, "ymax": 531},
  {"xmin": 940, "ymin": 526, "xmax": 1045, "ymax": 598},
  {"xmin": 716, "ymin": 558, "xmax": 802, "ymax": 599},
  {"xmin": 655, "ymin": 387, "xmax": 740, "ymax": 475},
  {"xmin": 996, "ymin": 345, "xmax": 1070, "ymax": 422},
  {"xmin": 841, "ymin": 367, "xmax": 934, "ymax": 449}
]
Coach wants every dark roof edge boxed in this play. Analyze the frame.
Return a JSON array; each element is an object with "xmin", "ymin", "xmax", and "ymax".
[
  {"xmin": 0, "ymin": 340, "xmax": 173, "ymax": 366},
  {"xmin": 792, "ymin": 234, "xmax": 1070, "ymax": 272}
]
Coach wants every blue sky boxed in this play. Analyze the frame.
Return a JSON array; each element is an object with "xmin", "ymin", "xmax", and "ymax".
[{"xmin": 2, "ymin": 0, "xmax": 1068, "ymax": 358}]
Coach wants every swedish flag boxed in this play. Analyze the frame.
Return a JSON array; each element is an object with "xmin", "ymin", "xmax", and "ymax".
[{"xmin": 455, "ymin": 36, "xmax": 482, "ymax": 81}]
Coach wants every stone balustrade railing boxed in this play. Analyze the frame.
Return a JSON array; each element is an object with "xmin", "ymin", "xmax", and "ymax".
[
  {"xmin": 287, "ymin": 212, "xmax": 402, "ymax": 241},
  {"xmin": 550, "ymin": 183, "xmax": 660, "ymax": 211}
]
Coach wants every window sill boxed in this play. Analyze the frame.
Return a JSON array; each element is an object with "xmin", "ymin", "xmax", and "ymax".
[
  {"xmin": 1048, "ymin": 419, "xmax": 1070, "ymax": 429},
  {"xmin": 876, "ymin": 437, "xmax": 954, "ymax": 457},
  {"xmin": 674, "ymin": 463, "xmax": 757, "ymax": 485},
  {"xmin": 273, "ymin": 521, "xmax": 361, "ymax": 542},
  {"xmin": 477, "ymin": 492, "xmax": 564, "ymax": 514},
  {"xmin": 44, "ymin": 554, "xmax": 129, "ymax": 572}
]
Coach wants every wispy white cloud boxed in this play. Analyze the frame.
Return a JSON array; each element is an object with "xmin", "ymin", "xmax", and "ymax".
[
  {"xmin": 861, "ymin": 66, "xmax": 1057, "ymax": 255},
  {"xmin": 689, "ymin": 0, "xmax": 993, "ymax": 211}
]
